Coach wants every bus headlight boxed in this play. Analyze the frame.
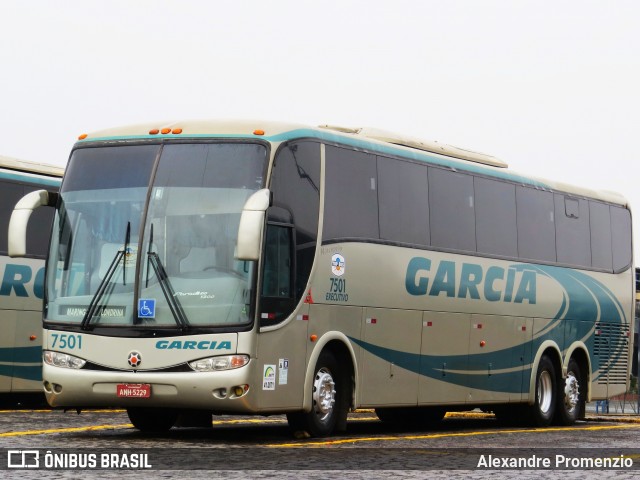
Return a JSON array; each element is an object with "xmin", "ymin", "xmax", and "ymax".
[
  {"xmin": 189, "ymin": 355, "xmax": 249, "ymax": 372},
  {"xmin": 43, "ymin": 351, "xmax": 86, "ymax": 369}
]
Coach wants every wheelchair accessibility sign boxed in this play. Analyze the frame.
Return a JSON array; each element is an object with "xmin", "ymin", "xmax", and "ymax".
[{"xmin": 138, "ymin": 299, "xmax": 156, "ymax": 319}]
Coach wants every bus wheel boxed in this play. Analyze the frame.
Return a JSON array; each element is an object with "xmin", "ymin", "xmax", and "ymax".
[
  {"xmin": 286, "ymin": 350, "xmax": 348, "ymax": 437},
  {"xmin": 554, "ymin": 358, "xmax": 584, "ymax": 426},
  {"xmin": 127, "ymin": 407, "xmax": 178, "ymax": 432},
  {"xmin": 528, "ymin": 355, "xmax": 557, "ymax": 427}
]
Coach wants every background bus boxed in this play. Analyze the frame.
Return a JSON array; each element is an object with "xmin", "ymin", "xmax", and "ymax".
[
  {"xmin": 8, "ymin": 120, "xmax": 634, "ymax": 434},
  {"xmin": 0, "ymin": 155, "xmax": 63, "ymax": 405}
]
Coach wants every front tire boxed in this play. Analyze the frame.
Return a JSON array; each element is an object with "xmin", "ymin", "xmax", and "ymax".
[
  {"xmin": 527, "ymin": 355, "xmax": 557, "ymax": 427},
  {"xmin": 127, "ymin": 407, "xmax": 178, "ymax": 432},
  {"xmin": 287, "ymin": 350, "xmax": 349, "ymax": 437},
  {"xmin": 554, "ymin": 357, "xmax": 585, "ymax": 426}
]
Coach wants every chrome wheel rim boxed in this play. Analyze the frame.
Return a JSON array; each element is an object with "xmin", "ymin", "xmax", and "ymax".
[
  {"xmin": 313, "ymin": 367, "xmax": 336, "ymax": 422},
  {"xmin": 564, "ymin": 372, "xmax": 580, "ymax": 413},
  {"xmin": 538, "ymin": 370, "xmax": 553, "ymax": 414}
]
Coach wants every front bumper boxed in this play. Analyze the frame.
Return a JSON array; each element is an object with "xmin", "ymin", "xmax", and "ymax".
[{"xmin": 42, "ymin": 361, "xmax": 257, "ymax": 412}]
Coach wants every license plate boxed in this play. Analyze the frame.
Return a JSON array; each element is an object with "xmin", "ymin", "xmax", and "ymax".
[{"xmin": 116, "ymin": 383, "xmax": 151, "ymax": 398}]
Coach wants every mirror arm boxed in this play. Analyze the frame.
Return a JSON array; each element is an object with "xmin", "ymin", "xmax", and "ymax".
[{"xmin": 8, "ymin": 189, "xmax": 54, "ymax": 258}]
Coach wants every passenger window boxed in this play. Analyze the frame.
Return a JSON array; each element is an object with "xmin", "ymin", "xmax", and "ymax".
[
  {"xmin": 323, "ymin": 145, "xmax": 379, "ymax": 241},
  {"xmin": 516, "ymin": 187, "xmax": 556, "ymax": 262},
  {"xmin": 611, "ymin": 206, "xmax": 632, "ymax": 272},
  {"xmin": 475, "ymin": 177, "xmax": 517, "ymax": 257},
  {"xmin": 589, "ymin": 201, "xmax": 613, "ymax": 271},
  {"xmin": 429, "ymin": 167, "xmax": 475, "ymax": 252},
  {"xmin": 378, "ymin": 157, "xmax": 430, "ymax": 246},
  {"xmin": 555, "ymin": 195, "xmax": 591, "ymax": 268}
]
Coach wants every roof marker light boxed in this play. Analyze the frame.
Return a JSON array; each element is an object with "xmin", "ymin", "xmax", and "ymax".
[
  {"xmin": 78, "ymin": 134, "xmax": 88, "ymax": 140},
  {"xmin": 253, "ymin": 129, "xmax": 265, "ymax": 136},
  {"xmin": 172, "ymin": 128, "xmax": 183, "ymax": 134},
  {"xmin": 161, "ymin": 128, "xmax": 171, "ymax": 134},
  {"xmin": 149, "ymin": 129, "xmax": 160, "ymax": 135}
]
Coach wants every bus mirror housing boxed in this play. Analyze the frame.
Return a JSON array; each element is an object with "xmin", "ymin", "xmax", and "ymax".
[
  {"xmin": 236, "ymin": 188, "xmax": 271, "ymax": 261},
  {"xmin": 8, "ymin": 189, "xmax": 57, "ymax": 258}
]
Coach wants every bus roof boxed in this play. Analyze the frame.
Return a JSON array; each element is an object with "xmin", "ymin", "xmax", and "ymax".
[
  {"xmin": 77, "ymin": 119, "xmax": 628, "ymax": 207},
  {"xmin": 0, "ymin": 154, "xmax": 64, "ymax": 178}
]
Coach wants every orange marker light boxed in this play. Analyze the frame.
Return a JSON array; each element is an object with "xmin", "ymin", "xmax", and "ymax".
[
  {"xmin": 253, "ymin": 129, "xmax": 265, "ymax": 136},
  {"xmin": 161, "ymin": 128, "xmax": 171, "ymax": 134},
  {"xmin": 310, "ymin": 335, "xmax": 318, "ymax": 342},
  {"xmin": 149, "ymin": 129, "xmax": 160, "ymax": 135},
  {"xmin": 78, "ymin": 133, "xmax": 88, "ymax": 140},
  {"xmin": 29, "ymin": 335, "xmax": 37, "ymax": 341},
  {"xmin": 172, "ymin": 128, "xmax": 183, "ymax": 134},
  {"xmin": 480, "ymin": 340, "xmax": 486, "ymax": 347}
]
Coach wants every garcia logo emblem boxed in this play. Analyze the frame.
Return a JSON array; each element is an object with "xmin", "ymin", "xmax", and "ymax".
[
  {"xmin": 331, "ymin": 253, "xmax": 346, "ymax": 277},
  {"xmin": 127, "ymin": 351, "xmax": 142, "ymax": 368}
]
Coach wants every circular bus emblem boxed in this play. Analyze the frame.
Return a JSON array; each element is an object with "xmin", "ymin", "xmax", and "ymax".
[
  {"xmin": 128, "ymin": 351, "xmax": 142, "ymax": 368},
  {"xmin": 331, "ymin": 254, "xmax": 346, "ymax": 277}
]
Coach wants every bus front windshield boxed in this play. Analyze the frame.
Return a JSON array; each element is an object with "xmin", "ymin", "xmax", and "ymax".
[{"xmin": 46, "ymin": 142, "xmax": 266, "ymax": 330}]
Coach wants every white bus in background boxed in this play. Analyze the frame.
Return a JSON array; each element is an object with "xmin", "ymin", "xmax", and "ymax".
[
  {"xmin": 0, "ymin": 155, "xmax": 63, "ymax": 405},
  {"xmin": 8, "ymin": 120, "xmax": 634, "ymax": 434}
]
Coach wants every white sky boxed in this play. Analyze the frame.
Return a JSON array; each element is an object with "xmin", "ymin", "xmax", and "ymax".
[{"xmin": 2, "ymin": 1, "xmax": 640, "ymax": 261}]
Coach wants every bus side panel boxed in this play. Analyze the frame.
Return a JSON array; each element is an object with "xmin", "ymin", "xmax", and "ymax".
[
  {"xmin": 359, "ymin": 307, "xmax": 421, "ymax": 407},
  {"xmin": 419, "ymin": 311, "xmax": 470, "ymax": 405},
  {"xmin": 467, "ymin": 314, "xmax": 530, "ymax": 404},
  {"xmin": 10, "ymin": 309, "xmax": 42, "ymax": 391},
  {"xmin": 0, "ymin": 257, "xmax": 44, "ymax": 393},
  {"xmin": 0, "ymin": 310, "xmax": 18, "ymax": 392}
]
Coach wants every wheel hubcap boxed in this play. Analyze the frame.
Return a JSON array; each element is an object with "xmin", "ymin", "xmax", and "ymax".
[
  {"xmin": 564, "ymin": 372, "xmax": 580, "ymax": 412},
  {"xmin": 538, "ymin": 370, "xmax": 553, "ymax": 414},
  {"xmin": 313, "ymin": 367, "xmax": 336, "ymax": 422}
]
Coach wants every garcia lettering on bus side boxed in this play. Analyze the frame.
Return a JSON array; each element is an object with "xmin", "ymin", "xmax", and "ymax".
[
  {"xmin": 405, "ymin": 257, "xmax": 536, "ymax": 304},
  {"xmin": 0, "ymin": 264, "xmax": 44, "ymax": 298}
]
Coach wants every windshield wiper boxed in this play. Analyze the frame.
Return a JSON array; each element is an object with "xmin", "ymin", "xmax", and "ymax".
[
  {"xmin": 80, "ymin": 222, "xmax": 130, "ymax": 331},
  {"xmin": 147, "ymin": 251, "xmax": 190, "ymax": 331}
]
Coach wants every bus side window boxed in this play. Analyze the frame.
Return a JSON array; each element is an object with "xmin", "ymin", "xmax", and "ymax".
[
  {"xmin": 260, "ymin": 221, "xmax": 295, "ymax": 326},
  {"xmin": 262, "ymin": 223, "xmax": 293, "ymax": 298}
]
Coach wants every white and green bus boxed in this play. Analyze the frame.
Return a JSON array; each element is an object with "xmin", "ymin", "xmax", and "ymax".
[
  {"xmin": 0, "ymin": 155, "xmax": 63, "ymax": 404},
  {"xmin": 8, "ymin": 121, "xmax": 633, "ymax": 435}
]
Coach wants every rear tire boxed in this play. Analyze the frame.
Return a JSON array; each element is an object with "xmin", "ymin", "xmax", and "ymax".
[
  {"xmin": 286, "ymin": 350, "xmax": 349, "ymax": 437},
  {"xmin": 127, "ymin": 407, "xmax": 178, "ymax": 432},
  {"xmin": 554, "ymin": 357, "xmax": 585, "ymax": 426},
  {"xmin": 527, "ymin": 355, "xmax": 557, "ymax": 427}
]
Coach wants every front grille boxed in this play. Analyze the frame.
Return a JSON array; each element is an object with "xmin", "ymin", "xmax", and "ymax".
[{"xmin": 82, "ymin": 361, "xmax": 193, "ymax": 373}]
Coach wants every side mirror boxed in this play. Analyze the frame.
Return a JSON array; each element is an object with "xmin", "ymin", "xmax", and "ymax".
[
  {"xmin": 8, "ymin": 189, "xmax": 57, "ymax": 258},
  {"xmin": 236, "ymin": 189, "xmax": 270, "ymax": 261}
]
